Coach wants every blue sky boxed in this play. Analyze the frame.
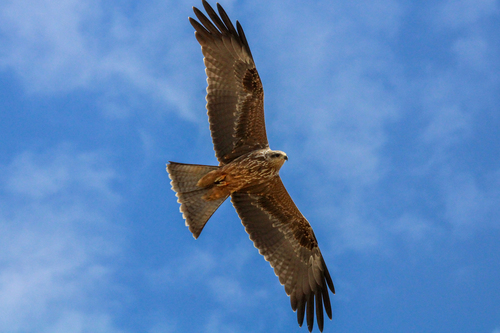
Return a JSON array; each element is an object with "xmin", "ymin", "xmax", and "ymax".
[{"xmin": 1, "ymin": 0, "xmax": 499, "ymax": 332}]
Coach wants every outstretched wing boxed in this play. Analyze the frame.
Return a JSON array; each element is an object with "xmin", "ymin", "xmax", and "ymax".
[
  {"xmin": 231, "ymin": 178, "xmax": 335, "ymax": 332},
  {"xmin": 190, "ymin": 0, "xmax": 269, "ymax": 165}
]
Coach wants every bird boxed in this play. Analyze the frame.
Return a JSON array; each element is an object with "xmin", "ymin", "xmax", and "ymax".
[{"xmin": 166, "ymin": 1, "xmax": 335, "ymax": 331}]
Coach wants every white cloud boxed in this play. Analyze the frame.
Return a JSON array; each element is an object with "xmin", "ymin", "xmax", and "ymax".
[
  {"xmin": 0, "ymin": 0, "xmax": 200, "ymax": 118},
  {"xmin": 391, "ymin": 214, "xmax": 440, "ymax": 242},
  {"xmin": 148, "ymin": 239, "xmax": 269, "ymax": 303},
  {"xmin": 0, "ymin": 146, "xmax": 125, "ymax": 332},
  {"xmin": 334, "ymin": 212, "xmax": 382, "ymax": 252},
  {"xmin": 204, "ymin": 312, "xmax": 239, "ymax": 333},
  {"xmin": 5, "ymin": 148, "xmax": 118, "ymax": 201},
  {"xmin": 43, "ymin": 312, "xmax": 124, "ymax": 333},
  {"xmin": 146, "ymin": 248, "xmax": 217, "ymax": 289},
  {"xmin": 209, "ymin": 276, "xmax": 245, "ymax": 305},
  {"xmin": 272, "ymin": 25, "xmax": 400, "ymax": 187},
  {"xmin": 0, "ymin": 0, "xmax": 96, "ymax": 86}
]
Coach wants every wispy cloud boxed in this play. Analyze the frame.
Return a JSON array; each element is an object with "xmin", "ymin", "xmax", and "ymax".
[
  {"xmin": 0, "ymin": 0, "xmax": 201, "ymax": 119},
  {"xmin": 0, "ymin": 146, "xmax": 125, "ymax": 332},
  {"xmin": 42, "ymin": 312, "xmax": 125, "ymax": 333}
]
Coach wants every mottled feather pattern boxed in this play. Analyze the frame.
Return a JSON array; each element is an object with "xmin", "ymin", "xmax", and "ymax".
[
  {"xmin": 232, "ymin": 68, "xmax": 267, "ymax": 154},
  {"xmin": 231, "ymin": 183, "xmax": 334, "ymax": 331},
  {"xmin": 258, "ymin": 179, "xmax": 319, "ymax": 252},
  {"xmin": 190, "ymin": 2, "xmax": 268, "ymax": 165}
]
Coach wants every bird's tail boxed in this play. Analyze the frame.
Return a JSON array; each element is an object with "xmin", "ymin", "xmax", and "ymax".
[{"xmin": 167, "ymin": 162, "xmax": 228, "ymax": 238}]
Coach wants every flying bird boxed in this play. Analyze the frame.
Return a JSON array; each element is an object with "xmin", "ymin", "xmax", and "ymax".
[{"xmin": 167, "ymin": 1, "xmax": 335, "ymax": 331}]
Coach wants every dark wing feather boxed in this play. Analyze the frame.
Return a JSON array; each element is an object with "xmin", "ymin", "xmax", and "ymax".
[
  {"xmin": 231, "ymin": 178, "xmax": 335, "ymax": 332},
  {"xmin": 190, "ymin": 1, "xmax": 269, "ymax": 165}
]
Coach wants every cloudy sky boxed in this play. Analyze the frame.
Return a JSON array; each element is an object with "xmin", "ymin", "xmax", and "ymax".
[{"xmin": 1, "ymin": 0, "xmax": 499, "ymax": 332}]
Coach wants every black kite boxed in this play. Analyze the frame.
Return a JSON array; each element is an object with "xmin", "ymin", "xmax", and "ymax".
[{"xmin": 167, "ymin": 1, "xmax": 335, "ymax": 331}]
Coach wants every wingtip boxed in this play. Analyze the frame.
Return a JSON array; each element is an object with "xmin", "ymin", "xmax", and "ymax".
[{"xmin": 191, "ymin": 230, "xmax": 200, "ymax": 239}]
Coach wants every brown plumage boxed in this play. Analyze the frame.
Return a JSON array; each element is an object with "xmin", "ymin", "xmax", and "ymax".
[{"xmin": 167, "ymin": 1, "xmax": 335, "ymax": 331}]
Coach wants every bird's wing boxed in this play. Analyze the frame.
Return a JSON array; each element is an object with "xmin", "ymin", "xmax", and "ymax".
[
  {"xmin": 231, "ymin": 178, "xmax": 335, "ymax": 332},
  {"xmin": 190, "ymin": 1, "xmax": 269, "ymax": 165}
]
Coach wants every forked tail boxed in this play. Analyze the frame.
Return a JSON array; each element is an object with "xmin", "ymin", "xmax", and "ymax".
[{"xmin": 166, "ymin": 162, "xmax": 228, "ymax": 238}]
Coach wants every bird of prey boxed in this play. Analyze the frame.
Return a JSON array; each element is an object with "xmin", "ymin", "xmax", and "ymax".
[{"xmin": 167, "ymin": 1, "xmax": 335, "ymax": 331}]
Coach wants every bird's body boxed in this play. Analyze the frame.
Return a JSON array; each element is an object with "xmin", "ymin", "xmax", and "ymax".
[
  {"xmin": 167, "ymin": 1, "xmax": 335, "ymax": 331},
  {"xmin": 197, "ymin": 149, "xmax": 287, "ymax": 200}
]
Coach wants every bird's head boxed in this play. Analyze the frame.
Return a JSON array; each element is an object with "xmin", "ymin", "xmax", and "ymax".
[{"xmin": 265, "ymin": 149, "xmax": 288, "ymax": 169}]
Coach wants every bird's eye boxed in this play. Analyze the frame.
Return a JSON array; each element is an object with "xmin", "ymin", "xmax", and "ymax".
[{"xmin": 272, "ymin": 153, "xmax": 280, "ymax": 158}]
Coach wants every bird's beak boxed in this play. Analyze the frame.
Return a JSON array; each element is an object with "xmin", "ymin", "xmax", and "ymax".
[{"xmin": 284, "ymin": 155, "xmax": 288, "ymax": 161}]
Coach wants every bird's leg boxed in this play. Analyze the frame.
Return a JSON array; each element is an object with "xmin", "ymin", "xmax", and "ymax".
[
  {"xmin": 198, "ymin": 171, "xmax": 233, "ymax": 200},
  {"xmin": 214, "ymin": 175, "xmax": 227, "ymax": 186},
  {"xmin": 197, "ymin": 170, "xmax": 224, "ymax": 188}
]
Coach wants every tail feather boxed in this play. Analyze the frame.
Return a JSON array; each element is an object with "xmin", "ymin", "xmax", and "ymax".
[{"xmin": 167, "ymin": 162, "xmax": 228, "ymax": 238}]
